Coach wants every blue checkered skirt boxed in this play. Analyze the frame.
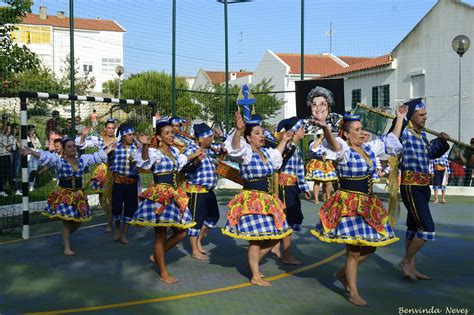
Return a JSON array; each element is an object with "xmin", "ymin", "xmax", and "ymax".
[
  {"xmin": 222, "ymin": 214, "xmax": 292, "ymax": 240},
  {"xmin": 311, "ymin": 216, "xmax": 399, "ymax": 247},
  {"xmin": 130, "ymin": 199, "xmax": 195, "ymax": 229},
  {"xmin": 41, "ymin": 188, "xmax": 91, "ymax": 222},
  {"xmin": 305, "ymin": 159, "xmax": 338, "ymax": 181}
]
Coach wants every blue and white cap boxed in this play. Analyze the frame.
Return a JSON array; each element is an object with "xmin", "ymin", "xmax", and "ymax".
[
  {"xmin": 117, "ymin": 125, "xmax": 134, "ymax": 138},
  {"xmin": 277, "ymin": 117, "xmax": 304, "ymax": 133},
  {"xmin": 193, "ymin": 123, "xmax": 213, "ymax": 139}
]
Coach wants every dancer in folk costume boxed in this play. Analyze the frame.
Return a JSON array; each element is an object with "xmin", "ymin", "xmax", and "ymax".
[
  {"xmin": 77, "ymin": 118, "xmax": 117, "ymax": 232},
  {"xmin": 108, "ymin": 125, "xmax": 139, "ymax": 244},
  {"xmin": 222, "ymin": 111, "xmax": 294, "ymax": 287},
  {"xmin": 304, "ymin": 86, "xmax": 343, "ymax": 203},
  {"xmin": 169, "ymin": 116, "xmax": 194, "ymax": 152},
  {"xmin": 130, "ymin": 118, "xmax": 198, "ymax": 284},
  {"xmin": 183, "ymin": 123, "xmax": 223, "ymax": 260},
  {"xmin": 271, "ymin": 117, "xmax": 311, "ymax": 265},
  {"xmin": 21, "ymin": 137, "xmax": 116, "ymax": 255},
  {"xmin": 398, "ymin": 99, "xmax": 450, "ymax": 281},
  {"xmin": 311, "ymin": 106, "xmax": 408, "ymax": 306},
  {"xmin": 429, "ymin": 151, "xmax": 450, "ymax": 204}
]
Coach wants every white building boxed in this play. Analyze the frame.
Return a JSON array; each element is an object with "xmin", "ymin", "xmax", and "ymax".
[
  {"xmin": 13, "ymin": 7, "xmax": 126, "ymax": 94},
  {"xmin": 324, "ymin": 0, "xmax": 474, "ymax": 143},
  {"xmin": 192, "ymin": 54, "xmax": 373, "ymax": 125},
  {"xmin": 192, "ymin": 69, "xmax": 253, "ymax": 90}
]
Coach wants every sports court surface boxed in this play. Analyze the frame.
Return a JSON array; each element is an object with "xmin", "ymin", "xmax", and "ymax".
[{"xmin": 1, "ymin": 191, "xmax": 473, "ymax": 315}]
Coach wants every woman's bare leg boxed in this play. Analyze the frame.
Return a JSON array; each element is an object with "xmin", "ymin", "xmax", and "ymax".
[
  {"xmin": 345, "ymin": 245, "xmax": 369, "ymax": 307},
  {"xmin": 154, "ymin": 227, "xmax": 177, "ymax": 284},
  {"xmin": 249, "ymin": 241, "xmax": 272, "ymax": 287}
]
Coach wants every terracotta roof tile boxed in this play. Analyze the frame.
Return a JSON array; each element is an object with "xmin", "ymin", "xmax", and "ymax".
[
  {"xmin": 204, "ymin": 71, "xmax": 253, "ymax": 84},
  {"xmin": 323, "ymin": 54, "xmax": 393, "ymax": 77},
  {"xmin": 21, "ymin": 14, "xmax": 125, "ymax": 32},
  {"xmin": 276, "ymin": 53, "xmax": 345, "ymax": 75}
]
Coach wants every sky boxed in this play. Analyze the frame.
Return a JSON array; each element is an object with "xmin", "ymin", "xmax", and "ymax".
[{"xmin": 30, "ymin": 0, "xmax": 474, "ymax": 78}]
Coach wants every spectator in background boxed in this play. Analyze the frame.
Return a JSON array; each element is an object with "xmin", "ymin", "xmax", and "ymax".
[
  {"xmin": 1, "ymin": 113, "xmax": 9, "ymax": 132},
  {"xmin": 27, "ymin": 125, "xmax": 42, "ymax": 191},
  {"xmin": 9, "ymin": 123, "xmax": 21, "ymax": 196},
  {"xmin": 449, "ymin": 146, "xmax": 465, "ymax": 187},
  {"xmin": 91, "ymin": 109, "xmax": 98, "ymax": 131},
  {"xmin": 45, "ymin": 110, "xmax": 60, "ymax": 147},
  {"xmin": 0, "ymin": 125, "xmax": 14, "ymax": 196},
  {"xmin": 62, "ymin": 118, "xmax": 74, "ymax": 137},
  {"xmin": 463, "ymin": 138, "xmax": 474, "ymax": 187},
  {"xmin": 75, "ymin": 116, "xmax": 85, "ymax": 134}
]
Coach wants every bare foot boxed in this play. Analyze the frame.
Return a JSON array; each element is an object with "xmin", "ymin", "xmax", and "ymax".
[
  {"xmin": 104, "ymin": 225, "xmax": 112, "ymax": 233},
  {"xmin": 281, "ymin": 257, "xmax": 303, "ymax": 266},
  {"xmin": 314, "ymin": 200, "xmax": 320, "ymax": 204},
  {"xmin": 120, "ymin": 236, "xmax": 128, "ymax": 244},
  {"xmin": 271, "ymin": 248, "xmax": 281, "ymax": 259},
  {"xmin": 251, "ymin": 277, "xmax": 272, "ymax": 287},
  {"xmin": 113, "ymin": 230, "xmax": 121, "ymax": 241},
  {"xmin": 149, "ymin": 254, "xmax": 155, "ymax": 263},
  {"xmin": 64, "ymin": 249, "xmax": 76, "ymax": 256},
  {"xmin": 441, "ymin": 199, "xmax": 447, "ymax": 204},
  {"xmin": 160, "ymin": 274, "xmax": 178, "ymax": 284},
  {"xmin": 192, "ymin": 252, "xmax": 209, "ymax": 260},
  {"xmin": 333, "ymin": 271, "xmax": 350, "ymax": 292},
  {"xmin": 433, "ymin": 199, "xmax": 439, "ymax": 204},
  {"xmin": 399, "ymin": 261, "xmax": 417, "ymax": 280},
  {"xmin": 348, "ymin": 294, "xmax": 368, "ymax": 307},
  {"xmin": 415, "ymin": 270, "xmax": 432, "ymax": 280},
  {"xmin": 197, "ymin": 243, "xmax": 208, "ymax": 254}
]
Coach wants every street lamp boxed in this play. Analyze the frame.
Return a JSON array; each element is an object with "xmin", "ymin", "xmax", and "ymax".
[
  {"xmin": 115, "ymin": 65, "xmax": 124, "ymax": 121},
  {"xmin": 451, "ymin": 35, "xmax": 470, "ymax": 141},
  {"xmin": 115, "ymin": 65, "xmax": 124, "ymax": 98}
]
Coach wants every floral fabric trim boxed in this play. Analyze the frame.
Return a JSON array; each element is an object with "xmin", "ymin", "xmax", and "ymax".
[
  {"xmin": 278, "ymin": 173, "xmax": 297, "ymax": 186},
  {"xmin": 186, "ymin": 183, "xmax": 209, "ymax": 194},
  {"xmin": 139, "ymin": 183, "xmax": 189, "ymax": 216},
  {"xmin": 319, "ymin": 190, "xmax": 389, "ymax": 236},
  {"xmin": 227, "ymin": 190, "xmax": 286, "ymax": 230},
  {"xmin": 401, "ymin": 170, "xmax": 430, "ymax": 186},
  {"xmin": 47, "ymin": 187, "xmax": 89, "ymax": 217}
]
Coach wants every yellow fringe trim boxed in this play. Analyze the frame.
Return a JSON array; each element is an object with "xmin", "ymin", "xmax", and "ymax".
[
  {"xmin": 221, "ymin": 227, "xmax": 293, "ymax": 241},
  {"xmin": 40, "ymin": 212, "xmax": 92, "ymax": 223},
  {"xmin": 310, "ymin": 229, "xmax": 399, "ymax": 247},
  {"xmin": 130, "ymin": 220, "xmax": 196, "ymax": 229}
]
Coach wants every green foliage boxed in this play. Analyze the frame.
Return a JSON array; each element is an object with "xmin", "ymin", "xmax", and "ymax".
[
  {"xmin": 0, "ymin": 0, "xmax": 40, "ymax": 95},
  {"xmin": 193, "ymin": 78, "xmax": 284, "ymax": 129},
  {"xmin": 121, "ymin": 71, "xmax": 199, "ymax": 119},
  {"xmin": 59, "ymin": 53, "xmax": 96, "ymax": 95},
  {"xmin": 102, "ymin": 79, "xmax": 118, "ymax": 97},
  {"xmin": 9, "ymin": 66, "xmax": 63, "ymax": 114}
]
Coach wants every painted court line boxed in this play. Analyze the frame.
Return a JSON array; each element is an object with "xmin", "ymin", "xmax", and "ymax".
[
  {"xmin": 26, "ymin": 249, "xmax": 345, "ymax": 315},
  {"xmin": 0, "ymin": 223, "xmax": 106, "ymax": 245}
]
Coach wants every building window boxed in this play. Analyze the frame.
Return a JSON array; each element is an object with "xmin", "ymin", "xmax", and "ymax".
[
  {"xmin": 410, "ymin": 74, "xmax": 425, "ymax": 99},
  {"xmin": 83, "ymin": 64, "xmax": 93, "ymax": 73},
  {"xmin": 102, "ymin": 58, "xmax": 122, "ymax": 73},
  {"xmin": 351, "ymin": 89, "xmax": 361, "ymax": 109},
  {"xmin": 12, "ymin": 25, "xmax": 51, "ymax": 44},
  {"xmin": 372, "ymin": 84, "xmax": 389, "ymax": 108}
]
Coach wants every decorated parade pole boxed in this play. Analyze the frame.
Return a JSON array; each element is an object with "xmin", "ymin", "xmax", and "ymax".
[{"xmin": 355, "ymin": 103, "xmax": 474, "ymax": 150}]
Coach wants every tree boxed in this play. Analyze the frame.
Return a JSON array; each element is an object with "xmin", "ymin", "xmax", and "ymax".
[
  {"xmin": 59, "ymin": 53, "xmax": 96, "ymax": 95},
  {"xmin": 194, "ymin": 78, "xmax": 285, "ymax": 128},
  {"xmin": 10, "ymin": 66, "xmax": 63, "ymax": 114},
  {"xmin": 102, "ymin": 79, "xmax": 118, "ymax": 97},
  {"xmin": 121, "ymin": 71, "xmax": 201, "ymax": 120},
  {"xmin": 0, "ymin": 0, "xmax": 40, "ymax": 95}
]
